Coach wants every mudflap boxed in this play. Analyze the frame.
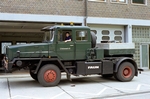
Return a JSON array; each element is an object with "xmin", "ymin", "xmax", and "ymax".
[{"xmin": 138, "ymin": 68, "xmax": 144, "ymax": 74}]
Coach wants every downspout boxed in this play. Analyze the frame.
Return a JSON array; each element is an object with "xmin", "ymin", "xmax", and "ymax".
[{"xmin": 84, "ymin": 0, "xmax": 88, "ymax": 26}]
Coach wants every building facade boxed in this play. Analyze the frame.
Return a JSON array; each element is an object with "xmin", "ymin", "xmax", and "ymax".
[{"xmin": 0, "ymin": 0, "xmax": 150, "ymax": 69}]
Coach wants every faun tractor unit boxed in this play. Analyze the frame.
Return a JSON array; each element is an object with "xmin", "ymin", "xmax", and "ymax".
[{"xmin": 6, "ymin": 25, "xmax": 138, "ymax": 87}]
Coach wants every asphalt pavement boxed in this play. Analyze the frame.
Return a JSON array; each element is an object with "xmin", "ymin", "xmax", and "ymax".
[{"xmin": 0, "ymin": 70, "xmax": 150, "ymax": 99}]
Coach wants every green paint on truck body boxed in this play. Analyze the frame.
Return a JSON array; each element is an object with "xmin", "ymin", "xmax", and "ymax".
[{"xmin": 104, "ymin": 49, "xmax": 135, "ymax": 56}]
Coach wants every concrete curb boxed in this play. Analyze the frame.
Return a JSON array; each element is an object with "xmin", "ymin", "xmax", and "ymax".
[{"xmin": 0, "ymin": 74, "xmax": 30, "ymax": 78}]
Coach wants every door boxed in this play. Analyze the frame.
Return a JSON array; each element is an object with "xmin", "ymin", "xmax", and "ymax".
[
  {"xmin": 56, "ymin": 29, "xmax": 74, "ymax": 60},
  {"xmin": 140, "ymin": 44, "xmax": 149, "ymax": 69},
  {"xmin": 75, "ymin": 30, "xmax": 91, "ymax": 59}
]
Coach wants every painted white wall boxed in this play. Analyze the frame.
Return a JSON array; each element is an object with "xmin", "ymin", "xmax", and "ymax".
[
  {"xmin": 0, "ymin": 13, "xmax": 84, "ymax": 24},
  {"xmin": 124, "ymin": 25, "xmax": 132, "ymax": 43},
  {"xmin": 87, "ymin": 17, "xmax": 150, "ymax": 26},
  {"xmin": 1, "ymin": 13, "xmax": 150, "ymax": 26}
]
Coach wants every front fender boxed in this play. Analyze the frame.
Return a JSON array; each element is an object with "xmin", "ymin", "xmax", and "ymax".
[{"xmin": 114, "ymin": 57, "xmax": 138, "ymax": 76}]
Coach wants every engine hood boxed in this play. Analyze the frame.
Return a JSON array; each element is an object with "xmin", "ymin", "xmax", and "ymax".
[{"xmin": 6, "ymin": 43, "xmax": 51, "ymax": 61}]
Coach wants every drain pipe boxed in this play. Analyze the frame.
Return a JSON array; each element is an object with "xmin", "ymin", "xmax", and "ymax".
[{"xmin": 84, "ymin": 0, "xmax": 88, "ymax": 26}]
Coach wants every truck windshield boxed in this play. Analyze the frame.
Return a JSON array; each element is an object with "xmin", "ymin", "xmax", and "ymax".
[{"xmin": 43, "ymin": 30, "xmax": 54, "ymax": 42}]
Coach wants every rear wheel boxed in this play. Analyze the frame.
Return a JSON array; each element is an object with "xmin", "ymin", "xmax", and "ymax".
[
  {"xmin": 114, "ymin": 62, "xmax": 135, "ymax": 82},
  {"xmin": 38, "ymin": 64, "xmax": 61, "ymax": 87}
]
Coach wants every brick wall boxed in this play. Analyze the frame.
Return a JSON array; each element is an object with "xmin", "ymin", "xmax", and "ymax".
[
  {"xmin": 0, "ymin": 0, "xmax": 85, "ymax": 16},
  {"xmin": 0, "ymin": 0, "xmax": 150, "ymax": 20},
  {"xmin": 88, "ymin": 0, "xmax": 150, "ymax": 20}
]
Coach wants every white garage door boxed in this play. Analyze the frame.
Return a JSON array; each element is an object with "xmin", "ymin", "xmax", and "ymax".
[{"xmin": 88, "ymin": 24, "xmax": 124, "ymax": 43}]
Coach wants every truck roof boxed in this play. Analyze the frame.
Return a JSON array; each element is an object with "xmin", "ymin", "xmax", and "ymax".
[{"xmin": 42, "ymin": 25, "xmax": 90, "ymax": 31}]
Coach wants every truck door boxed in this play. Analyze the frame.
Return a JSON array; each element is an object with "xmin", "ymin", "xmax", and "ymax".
[
  {"xmin": 75, "ymin": 30, "xmax": 91, "ymax": 59},
  {"xmin": 56, "ymin": 29, "xmax": 75, "ymax": 60}
]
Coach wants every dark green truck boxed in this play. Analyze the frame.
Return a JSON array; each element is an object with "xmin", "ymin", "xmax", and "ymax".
[{"xmin": 6, "ymin": 25, "xmax": 138, "ymax": 87}]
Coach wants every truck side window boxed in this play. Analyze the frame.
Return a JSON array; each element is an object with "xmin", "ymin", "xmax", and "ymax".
[
  {"xmin": 58, "ymin": 30, "xmax": 72, "ymax": 42},
  {"xmin": 1, "ymin": 42, "xmax": 12, "ymax": 54},
  {"xmin": 76, "ymin": 30, "xmax": 88, "ymax": 41}
]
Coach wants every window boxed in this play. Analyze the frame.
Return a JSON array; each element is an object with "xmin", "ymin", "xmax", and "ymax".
[
  {"xmin": 43, "ymin": 30, "xmax": 54, "ymax": 42},
  {"xmin": 76, "ymin": 30, "xmax": 88, "ymax": 41},
  {"xmin": 102, "ymin": 30, "xmax": 110, "ymax": 35},
  {"xmin": 1, "ymin": 42, "xmax": 12, "ymax": 54},
  {"xmin": 114, "ymin": 30, "xmax": 122, "ymax": 35},
  {"xmin": 102, "ymin": 36, "xmax": 110, "ymax": 40},
  {"xmin": 114, "ymin": 36, "xmax": 122, "ymax": 41},
  {"xmin": 16, "ymin": 42, "xmax": 26, "ymax": 45},
  {"xmin": 132, "ymin": 0, "xmax": 146, "ymax": 4},
  {"xmin": 88, "ymin": 0, "xmax": 106, "ymax": 2},
  {"xmin": 58, "ymin": 30, "xmax": 72, "ymax": 42},
  {"xmin": 111, "ymin": 0, "xmax": 126, "ymax": 3}
]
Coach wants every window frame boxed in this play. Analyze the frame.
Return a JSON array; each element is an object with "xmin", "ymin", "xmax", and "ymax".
[
  {"xmin": 131, "ymin": 0, "xmax": 147, "ymax": 5},
  {"xmin": 110, "ymin": 0, "xmax": 127, "ymax": 4},
  {"xmin": 57, "ymin": 29, "xmax": 73, "ymax": 42},
  {"xmin": 88, "ymin": 0, "xmax": 106, "ymax": 2}
]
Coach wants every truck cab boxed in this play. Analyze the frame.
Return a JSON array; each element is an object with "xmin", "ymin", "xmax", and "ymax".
[{"xmin": 42, "ymin": 25, "xmax": 92, "ymax": 60}]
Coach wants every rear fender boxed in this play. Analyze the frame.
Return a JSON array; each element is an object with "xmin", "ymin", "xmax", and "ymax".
[{"xmin": 115, "ymin": 57, "xmax": 138, "ymax": 76}]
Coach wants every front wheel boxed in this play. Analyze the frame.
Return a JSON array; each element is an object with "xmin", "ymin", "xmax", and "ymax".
[
  {"xmin": 38, "ymin": 64, "xmax": 61, "ymax": 87},
  {"xmin": 114, "ymin": 62, "xmax": 135, "ymax": 82},
  {"xmin": 30, "ymin": 70, "xmax": 38, "ymax": 81}
]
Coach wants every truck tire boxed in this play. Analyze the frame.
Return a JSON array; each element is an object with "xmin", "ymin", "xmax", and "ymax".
[
  {"xmin": 30, "ymin": 70, "xmax": 38, "ymax": 81},
  {"xmin": 38, "ymin": 64, "xmax": 61, "ymax": 87},
  {"xmin": 91, "ymin": 31, "xmax": 97, "ymax": 48},
  {"xmin": 114, "ymin": 73, "xmax": 119, "ymax": 81},
  {"xmin": 114, "ymin": 62, "xmax": 135, "ymax": 82}
]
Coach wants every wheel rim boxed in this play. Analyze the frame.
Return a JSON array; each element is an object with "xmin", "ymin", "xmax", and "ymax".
[
  {"xmin": 123, "ymin": 66, "xmax": 132, "ymax": 78},
  {"xmin": 44, "ymin": 70, "xmax": 56, "ymax": 82}
]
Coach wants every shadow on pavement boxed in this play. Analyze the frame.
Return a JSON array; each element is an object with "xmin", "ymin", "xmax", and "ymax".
[
  {"xmin": 8, "ymin": 76, "xmax": 119, "ymax": 88},
  {"xmin": 59, "ymin": 76, "xmax": 118, "ymax": 86}
]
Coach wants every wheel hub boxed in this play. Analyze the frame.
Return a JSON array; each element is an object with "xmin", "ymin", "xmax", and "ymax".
[
  {"xmin": 44, "ymin": 70, "xmax": 56, "ymax": 82},
  {"xmin": 123, "ymin": 66, "xmax": 132, "ymax": 78}
]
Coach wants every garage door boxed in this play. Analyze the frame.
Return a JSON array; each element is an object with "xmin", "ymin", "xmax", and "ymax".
[{"xmin": 88, "ymin": 24, "xmax": 124, "ymax": 43}]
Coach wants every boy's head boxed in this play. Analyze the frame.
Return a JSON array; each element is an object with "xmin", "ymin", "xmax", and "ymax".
[{"xmin": 66, "ymin": 32, "xmax": 70, "ymax": 37}]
